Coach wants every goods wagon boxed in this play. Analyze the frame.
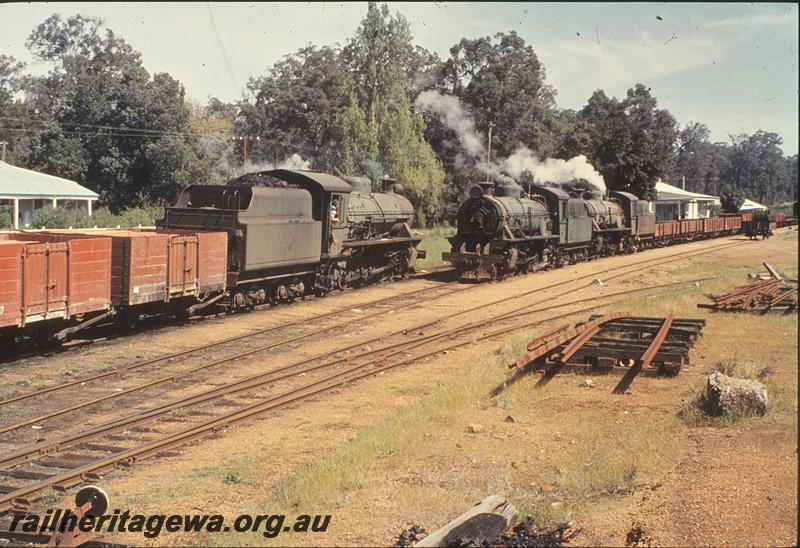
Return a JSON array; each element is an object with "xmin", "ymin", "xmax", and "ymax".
[
  {"xmin": 48, "ymin": 229, "xmax": 227, "ymax": 307},
  {"xmin": 0, "ymin": 233, "xmax": 112, "ymax": 340},
  {"xmin": 703, "ymin": 217, "xmax": 725, "ymax": 233}
]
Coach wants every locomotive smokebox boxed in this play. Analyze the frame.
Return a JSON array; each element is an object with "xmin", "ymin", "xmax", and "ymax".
[{"xmin": 470, "ymin": 182, "xmax": 495, "ymax": 199}]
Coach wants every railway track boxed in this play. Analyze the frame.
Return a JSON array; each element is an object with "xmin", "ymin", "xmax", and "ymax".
[
  {"xmin": 0, "ymin": 238, "xmax": 746, "ymax": 423},
  {"xmin": 0, "ymin": 237, "xmax": 751, "ymax": 514},
  {"xmin": 0, "ymin": 238, "xmax": 746, "ymax": 416},
  {"xmin": 0, "ymin": 274, "xmax": 713, "ymax": 514}
]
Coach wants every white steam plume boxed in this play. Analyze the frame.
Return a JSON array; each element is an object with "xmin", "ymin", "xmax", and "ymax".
[
  {"xmin": 245, "ymin": 153, "xmax": 312, "ymax": 173},
  {"xmin": 498, "ymin": 147, "xmax": 607, "ymax": 194},
  {"xmin": 416, "ymin": 91, "xmax": 607, "ymax": 194},
  {"xmin": 415, "ymin": 90, "xmax": 485, "ymax": 158}
]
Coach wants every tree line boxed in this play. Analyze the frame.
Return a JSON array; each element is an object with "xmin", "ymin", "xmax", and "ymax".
[{"xmin": 0, "ymin": 3, "xmax": 796, "ymax": 222}]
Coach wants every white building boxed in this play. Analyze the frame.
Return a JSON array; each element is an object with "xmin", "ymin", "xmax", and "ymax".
[
  {"xmin": 654, "ymin": 179, "xmax": 720, "ymax": 221},
  {"xmin": 0, "ymin": 160, "xmax": 99, "ymax": 229},
  {"xmin": 739, "ymin": 198, "xmax": 768, "ymax": 211}
]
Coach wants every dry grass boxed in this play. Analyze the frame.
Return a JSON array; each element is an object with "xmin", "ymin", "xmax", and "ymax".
[{"xmin": 210, "ymin": 324, "xmax": 689, "ymax": 545}]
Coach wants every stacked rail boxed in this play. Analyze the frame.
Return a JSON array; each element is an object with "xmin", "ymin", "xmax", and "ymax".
[
  {"xmin": 516, "ymin": 313, "xmax": 705, "ymax": 393},
  {"xmin": 699, "ymin": 278, "xmax": 797, "ymax": 313}
]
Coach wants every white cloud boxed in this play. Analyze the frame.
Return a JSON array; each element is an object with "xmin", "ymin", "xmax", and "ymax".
[
  {"xmin": 707, "ymin": 11, "xmax": 796, "ymax": 30},
  {"xmin": 536, "ymin": 31, "xmax": 729, "ymax": 108}
]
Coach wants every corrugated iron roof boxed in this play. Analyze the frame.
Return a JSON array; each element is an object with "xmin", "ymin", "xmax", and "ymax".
[
  {"xmin": 655, "ymin": 180, "xmax": 719, "ymax": 203},
  {"xmin": 0, "ymin": 161, "xmax": 99, "ymax": 199},
  {"xmin": 739, "ymin": 198, "xmax": 768, "ymax": 211}
]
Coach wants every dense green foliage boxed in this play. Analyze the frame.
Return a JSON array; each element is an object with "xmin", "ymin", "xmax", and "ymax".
[
  {"xmin": 0, "ymin": 2, "xmax": 796, "ymax": 225},
  {"xmin": 29, "ymin": 203, "xmax": 163, "ymax": 229}
]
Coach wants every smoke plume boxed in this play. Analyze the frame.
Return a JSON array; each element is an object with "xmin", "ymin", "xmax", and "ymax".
[
  {"xmin": 416, "ymin": 91, "xmax": 607, "ymax": 194},
  {"xmin": 415, "ymin": 90, "xmax": 485, "ymax": 158},
  {"xmin": 245, "ymin": 153, "xmax": 312, "ymax": 173},
  {"xmin": 497, "ymin": 147, "xmax": 606, "ymax": 194}
]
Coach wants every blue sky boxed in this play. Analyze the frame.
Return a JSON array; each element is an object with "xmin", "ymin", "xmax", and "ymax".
[{"xmin": 1, "ymin": 2, "xmax": 797, "ymax": 154}]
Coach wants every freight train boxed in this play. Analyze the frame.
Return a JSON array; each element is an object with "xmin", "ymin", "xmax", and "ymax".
[
  {"xmin": 0, "ymin": 170, "xmax": 422, "ymax": 347},
  {"xmin": 442, "ymin": 180, "xmax": 750, "ymax": 280}
]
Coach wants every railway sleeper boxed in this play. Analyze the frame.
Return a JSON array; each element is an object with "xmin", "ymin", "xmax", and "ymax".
[
  {"xmin": 588, "ymin": 336, "xmax": 692, "ymax": 349},
  {"xmin": 568, "ymin": 347, "xmax": 687, "ymax": 365},
  {"xmin": 0, "ymin": 470, "xmax": 50, "ymax": 481}
]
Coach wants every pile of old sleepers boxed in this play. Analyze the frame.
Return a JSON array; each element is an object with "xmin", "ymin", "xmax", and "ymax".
[
  {"xmin": 514, "ymin": 312, "xmax": 704, "ymax": 393},
  {"xmin": 699, "ymin": 277, "xmax": 797, "ymax": 314}
]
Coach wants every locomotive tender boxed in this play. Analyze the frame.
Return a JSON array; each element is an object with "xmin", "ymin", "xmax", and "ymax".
[{"xmin": 443, "ymin": 180, "xmax": 736, "ymax": 280}]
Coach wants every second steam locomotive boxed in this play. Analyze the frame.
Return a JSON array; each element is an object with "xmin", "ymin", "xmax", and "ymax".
[{"xmin": 443, "ymin": 180, "xmax": 743, "ymax": 280}]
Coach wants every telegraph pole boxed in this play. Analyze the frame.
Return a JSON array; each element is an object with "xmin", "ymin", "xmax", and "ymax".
[
  {"xmin": 0, "ymin": 141, "xmax": 7, "ymax": 162},
  {"xmin": 235, "ymin": 135, "xmax": 260, "ymax": 175},
  {"xmin": 486, "ymin": 121, "xmax": 495, "ymax": 166}
]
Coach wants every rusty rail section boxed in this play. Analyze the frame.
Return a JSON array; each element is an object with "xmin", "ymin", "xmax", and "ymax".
[
  {"xmin": 515, "ymin": 312, "xmax": 630, "ymax": 369},
  {"xmin": 699, "ymin": 277, "xmax": 797, "ymax": 313},
  {"xmin": 612, "ymin": 313, "xmax": 674, "ymax": 394},
  {"xmin": 519, "ymin": 313, "xmax": 704, "ymax": 393}
]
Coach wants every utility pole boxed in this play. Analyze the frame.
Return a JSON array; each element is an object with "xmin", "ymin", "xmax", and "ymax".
[
  {"xmin": 243, "ymin": 135, "xmax": 248, "ymax": 175},
  {"xmin": 235, "ymin": 135, "xmax": 260, "ymax": 175},
  {"xmin": 486, "ymin": 122, "xmax": 495, "ymax": 167},
  {"xmin": 0, "ymin": 141, "xmax": 7, "ymax": 162},
  {"xmin": 682, "ymin": 175, "xmax": 685, "ymax": 190}
]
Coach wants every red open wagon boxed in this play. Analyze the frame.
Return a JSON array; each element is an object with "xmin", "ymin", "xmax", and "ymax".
[{"xmin": 0, "ymin": 233, "xmax": 112, "ymax": 340}]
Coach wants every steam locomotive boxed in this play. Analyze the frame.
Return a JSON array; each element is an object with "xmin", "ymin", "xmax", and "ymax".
[
  {"xmin": 443, "ymin": 180, "xmax": 740, "ymax": 280},
  {"xmin": 158, "ymin": 169, "xmax": 423, "ymax": 309}
]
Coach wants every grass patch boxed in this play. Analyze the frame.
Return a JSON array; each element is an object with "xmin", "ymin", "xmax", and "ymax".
[
  {"xmin": 251, "ymin": 324, "xmax": 687, "ymax": 537},
  {"xmin": 170, "ymin": 407, "xmax": 188, "ymax": 418},
  {"xmin": 223, "ymin": 471, "xmax": 241, "ymax": 485},
  {"xmin": 41, "ymin": 487, "xmax": 59, "ymax": 504},
  {"xmin": 414, "ymin": 227, "xmax": 456, "ymax": 269}
]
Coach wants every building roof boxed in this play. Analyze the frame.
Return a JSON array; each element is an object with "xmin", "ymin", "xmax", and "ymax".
[
  {"xmin": 739, "ymin": 198, "xmax": 768, "ymax": 211},
  {"xmin": 655, "ymin": 180, "xmax": 719, "ymax": 203},
  {"xmin": 0, "ymin": 161, "xmax": 99, "ymax": 199}
]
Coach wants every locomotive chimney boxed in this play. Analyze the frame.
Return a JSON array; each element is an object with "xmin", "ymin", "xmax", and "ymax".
[
  {"xmin": 478, "ymin": 181, "xmax": 494, "ymax": 195},
  {"xmin": 380, "ymin": 177, "xmax": 398, "ymax": 193}
]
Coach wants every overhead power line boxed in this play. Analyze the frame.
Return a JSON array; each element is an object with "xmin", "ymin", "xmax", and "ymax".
[
  {"xmin": 0, "ymin": 125, "xmax": 326, "ymax": 158},
  {"xmin": 206, "ymin": 3, "xmax": 240, "ymax": 98}
]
